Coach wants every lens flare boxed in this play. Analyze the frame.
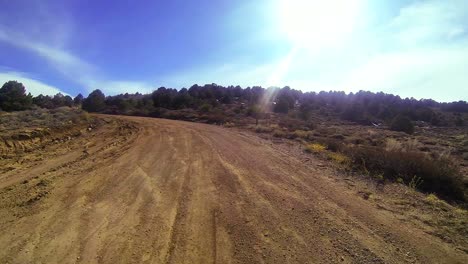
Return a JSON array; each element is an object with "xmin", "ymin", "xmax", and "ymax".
[{"xmin": 276, "ymin": 0, "xmax": 362, "ymax": 49}]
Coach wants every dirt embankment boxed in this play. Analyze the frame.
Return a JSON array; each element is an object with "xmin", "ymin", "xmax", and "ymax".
[{"xmin": 0, "ymin": 114, "xmax": 466, "ymax": 264}]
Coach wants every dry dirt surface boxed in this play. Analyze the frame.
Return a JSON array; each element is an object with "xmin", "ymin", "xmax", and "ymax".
[{"xmin": 0, "ymin": 115, "xmax": 466, "ymax": 264}]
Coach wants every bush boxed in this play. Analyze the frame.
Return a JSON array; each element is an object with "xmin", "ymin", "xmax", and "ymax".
[
  {"xmin": 385, "ymin": 138, "xmax": 403, "ymax": 151},
  {"xmin": 254, "ymin": 125, "xmax": 273, "ymax": 133},
  {"xmin": 205, "ymin": 112, "xmax": 226, "ymax": 124},
  {"xmin": 273, "ymin": 129, "xmax": 286, "ymax": 138},
  {"xmin": 278, "ymin": 118, "xmax": 306, "ymax": 131},
  {"xmin": 328, "ymin": 152, "xmax": 351, "ymax": 166},
  {"xmin": 292, "ymin": 130, "xmax": 312, "ymax": 139},
  {"xmin": 462, "ymin": 152, "xmax": 468, "ymax": 161},
  {"xmin": 332, "ymin": 134, "xmax": 345, "ymax": 140},
  {"xmin": 390, "ymin": 115, "xmax": 414, "ymax": 134},
  {"xmin": 343, "ymin": 145, "xmax": 465, "ymax": 202},
  {"xmin": 199, "ymin": 103, "xmax": 212, "ymax": 113},
  {"xmin": 305, "ymin": 143, "xmax": 326, "ymax": 153},
  {"xmin": 322, "ymin": 138, "xmax": 344, "ymax": 152}
]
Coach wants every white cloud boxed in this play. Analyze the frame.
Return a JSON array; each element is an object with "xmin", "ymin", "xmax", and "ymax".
[
  {"xmin": 85, "ymin": 79, "xmax": 155, "ymax": 95},
  {"xmin": 388, "ymin": 0, "xmax": 468, "ymax": 46},
  {"xmin": 0, "ymin": 26, "xmax": 153, "ymax": 96},
  {"xmin": 161, "ymin": 62, "xmax": 278, "ymax": 89},
  {"xmin": 0, "ymin": 71, "xmax": 67, "ymax": 96},
  {"xmin": 0, "ymin": 27, "xmax": 95, "ymax": 81}
]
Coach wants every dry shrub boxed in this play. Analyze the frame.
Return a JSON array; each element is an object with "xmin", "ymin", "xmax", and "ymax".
[
  {"xmin": 321, "ymin": 138, "xmax": 344, "ymax": 152},
  {"xmin": 291, "ymin": 130, "xmax": 312, "ymax": 139},
  {"xmin": 223, "ymin": 122, "xmax": 235, "ymax": 128},
  {"xmin": 347, "ymin": 136, "xmax": 365, "ymax": 145},
  {"xmin": 404, "ymin": 138, "xmax": 420, "ymax": 152},
  {"xmin": 273, "ymin": 129, "xmax": 286, "ymax": 138},
  {"xmin": 328, "ymin": 152, "xmax": 351, "ymax": 166},
  {"xmin": 332, "ymin": 134, "xmax": 345, "ymax": 140},
  {"xmin": 254, "ymin": 125, "xmax": 273, "ymax": 133},
  {"xmin": 463, "ymin": 152, "xmax": 468, "ymax": 160},
  {"xmin": 205, "ymin": 113, "xmax": 227, "ymax": 124},
  {"xmin": 385, "ymin": 138, "xmax": 403, "ymax": 152},
  {"xmin": 278, "ymin": 118, "xmax": 314, "ymax": 132},
  {"xmin": 305, "ymin": 143, "xmax": 326, "ymax": 153},
  {"xmin": 343, "ymin": 145, "xmax": 465, "ymax": 202},
  {"xmin": 74, "ymin": 112, "xmax": 91, "ymax": 123},
  {"xmin": 462, "ymin": 139, "xmax": 468, "ymax": 147},
  {"xmin": 438, "ymin": 148, "xmax": 453, "ymax": 160}
]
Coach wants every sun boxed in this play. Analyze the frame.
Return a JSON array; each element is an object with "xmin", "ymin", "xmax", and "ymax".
[{"xmin": 276, "ymin": 0, "xmax": 362, "ymax": 49}]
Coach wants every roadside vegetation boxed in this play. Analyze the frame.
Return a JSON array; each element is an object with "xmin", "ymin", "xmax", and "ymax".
[{"xmin": 0, "ymin": 108, "xmax": 97, "ymax": 167}]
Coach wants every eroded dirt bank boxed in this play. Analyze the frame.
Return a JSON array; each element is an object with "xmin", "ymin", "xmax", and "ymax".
[{"xmin": 0, "ymin": 115, "xmax": 466, "ymax": 263}]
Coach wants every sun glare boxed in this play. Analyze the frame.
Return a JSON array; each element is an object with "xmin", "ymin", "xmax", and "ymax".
[{"xmin": 276, "ymin": 0, "xmax": 362, "ymax": 49}]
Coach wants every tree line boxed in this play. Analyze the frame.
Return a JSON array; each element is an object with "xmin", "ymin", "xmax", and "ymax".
[{"xmin": 1, "ymin": 80, "xmax": 466, "ymax": 129}]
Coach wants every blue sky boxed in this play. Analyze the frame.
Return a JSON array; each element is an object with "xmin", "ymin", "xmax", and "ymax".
[{"xmin": 0, "ymin": 0, "xmax": 467, "ymax": 102}]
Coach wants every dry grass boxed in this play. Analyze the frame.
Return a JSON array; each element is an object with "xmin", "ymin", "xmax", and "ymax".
[
  {"xmin": 273, "ymin": 129, "xmax": 286, "ymax": 138},
  {"xmin": 327, "ymin": 152, "xmax": 351, "ymax": 166},
  {"xmin": 254, "ymin": 125, "xmax": 273, "ymax": 133},
  {"xmin": 0, "ymin": 108, "xmax": 90, "ymax": 137},
  {"xmin": 343, "ymin": 145, "xmax": 465, "ymax": 202},
  {"xmin": 385, "ymin": 138, "xmax": 403, "ymax": 152},
  {"xmin": 292, "ymin": 130, "xmax": 312, "ymax": 139},
  {"xmin": 305, "ymin": 143, "xmax": 327, "ymax": 153},
  {"xmin": 425, "ymin": 194, "xmax": 446, "ymax": 206}
]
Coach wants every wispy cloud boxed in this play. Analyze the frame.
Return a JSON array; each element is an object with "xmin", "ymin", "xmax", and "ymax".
[
  {"xmin": 161, "ymin": 61, "xmax": 282, "ymax": 89},
  {"xmin": 0, "ymin": 27, "xmax": 95, "ymax": 81},
  {"xmin": 0, "ymin": 25, "xmax": 152, "ymax": 96},
  {"xmin": 346, "ymin": 0, "xmax": 468, "ymax": 101},
  {"xmin": 0, "ymin": 71, "xmax": 66, "ymax": 96},
  {"xmin": 85, "ymin": 80, "xmax": 155, "ymax": 95},
  {"xmin": 388, "ymin": 0, "xmax": 467, "ymax": 46}
]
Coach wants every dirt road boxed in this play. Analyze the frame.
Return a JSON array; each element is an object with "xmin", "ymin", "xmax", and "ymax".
[{"xmin": 0, "ymin": 115, "xmax": 466, "ymax": 263}]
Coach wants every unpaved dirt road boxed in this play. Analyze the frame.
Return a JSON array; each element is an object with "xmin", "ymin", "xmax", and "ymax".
[{"xmin": 0, "ymin": 115, "xmax": 466, "ymax": 263}]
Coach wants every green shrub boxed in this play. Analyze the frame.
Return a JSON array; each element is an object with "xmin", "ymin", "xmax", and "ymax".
[
  {"xmin": 390, "ymin": 115, "xmax": 414, "ymax": 134},
  {"xmin": 199, "ymin": 103, "xmax": 212, "ymax": 113}
]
